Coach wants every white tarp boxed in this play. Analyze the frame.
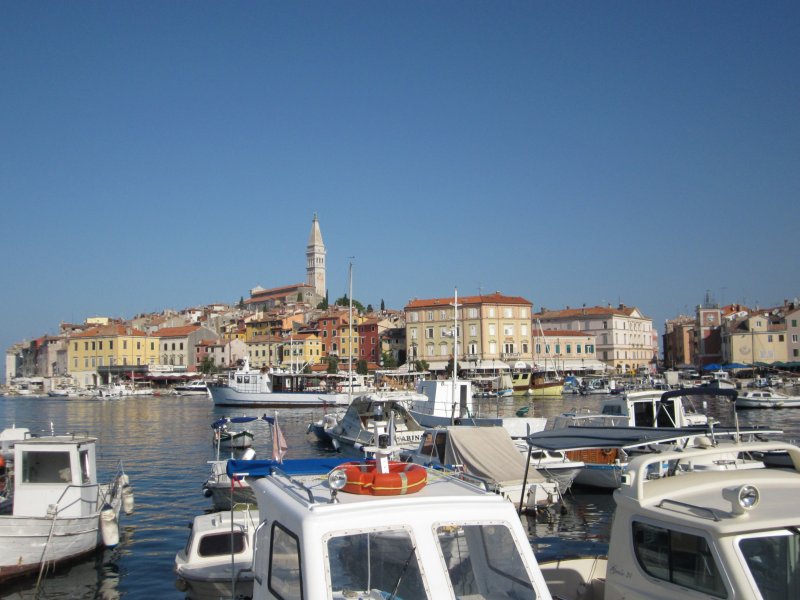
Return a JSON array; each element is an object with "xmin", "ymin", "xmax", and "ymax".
[{"xmin": 444, "ymin": 426, "xmax": 545, "ymax": 485}]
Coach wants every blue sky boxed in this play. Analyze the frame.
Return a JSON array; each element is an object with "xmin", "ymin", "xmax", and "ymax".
[{"xmin": 2, "ymin": 2, "xmax": 798, "ymax": 360}]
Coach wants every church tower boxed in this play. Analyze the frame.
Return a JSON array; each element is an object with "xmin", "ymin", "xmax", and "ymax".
[{"xmin": 306, "ymin": 213, "xmax": 326, "ymax": 298}]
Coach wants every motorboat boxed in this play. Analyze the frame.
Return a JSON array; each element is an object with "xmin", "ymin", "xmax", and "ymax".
[
  {"xmin": 410, "ymin": 378, "xmax": 548, "ymax": 437},
  {"xmin": 319, "ymin": 391, "xmax": 429, "ymax": 455},
  {"xmin": 511, "ymin": 371, "xmax": 564, "ymax": 397},
  {"xmin": 227, "ymin": 450, "xmax": 554, "ymax": 599},
  {"xmin": 403, "ymin": 426, "xmax": 561, "ymax": 510},
  {"xmin": 528, "ymin": 388, "xmax": 780, "ymax": 488},
  {"xmin": 0, "ymin": 431, "xmax": 134, "ymax": 584},
  {"xmin": 515, "ymin": 442, "xmax": 585, "ymax": 495},
  {"xmin": 735, "ymin": 388, "xmax": 800, "ymax": 409},
  {"xmin": 209, "ymin": 356, "xmax": 349, "ymax": 407},
  {"xmin": 539, "ymin": 440, "xmax": 800, "ymax": 599},
  {"xmin": 174, "ymin": 380, "xmax": 211, "ymax": 397},
  {"xmin": 203, "ymin": 415, "xmax": 286, "ymax": 510},
  {"xmin": 174, "ymin": 504, "xmax": 258, "ymax": 600}
]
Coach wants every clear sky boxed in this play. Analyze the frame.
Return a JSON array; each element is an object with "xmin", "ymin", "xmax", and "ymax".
[{"xmin": 2, "ymin": 2, "xmax": 798, "ymax": 359}]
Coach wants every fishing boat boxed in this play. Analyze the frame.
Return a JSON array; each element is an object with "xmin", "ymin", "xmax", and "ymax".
[
  {"xmin": 735, "ymin": 388, "xmax": 800, "ymax": 409},
  {"xmin": 227, "ymin": 447, "xmax": 554, "ymax": 599},
  {"xmin": 0, "ymin": 431, "xmax": 134, "ymax": 584},
  {"xmin": 511, "ymin": 371, "xmax": 565, "ymax": 397},
  {"xmin": 208, "ymin": 356, "xmax": 349, "ymax": 407},
  {"xmin": 540, "ymin": 440, "xmax": 800, "ymax": 599},
  {"xmin": 174, "ymin": 504, "xmax": 258, "ymax": 600}
]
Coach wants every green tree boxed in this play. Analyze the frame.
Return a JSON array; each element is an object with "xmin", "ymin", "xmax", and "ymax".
[
  {"xmin": 415, "ymin": 359, "xmax": 429, "ymax": 373},
  {"xmin": 326, "ymin": 355, "xmax": 339, "ymax": 374},
  {"xmin": 356, "ymin": 359, "xmax": 368, "ymax": 375},
  {"xmin": 380, "ymin": 299, "xmax": 385, "ymax": 311},
  {"xmin": 238, "ymin": 297, "xmax": 245, "ymax": 309},
  {"xmin": 199, "ymin": 356, "xmax": 216, "ymax": 375},
  {"xmin": 334, "ymin": 294, "xmax": 366, "ymax": 313},
  {"xmin": 366, "ymin": 304, "xmax": 374, "ymax": 313},
  {"xmin": 380, "ymin": 351, "xmax": 396, "ymax": 369}
]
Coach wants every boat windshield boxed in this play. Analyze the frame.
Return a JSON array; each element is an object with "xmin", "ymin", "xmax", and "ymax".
[
  {"xmin": 739, "ymin": 528, "xmax": 800, "ymax": 599},
  {"xmin": 436, "ymin": 522, "xmax": 537, "ymax": 599},
  {"xmin": 327, "ymin": 529, "xmax": 428, "ymax": 599}
]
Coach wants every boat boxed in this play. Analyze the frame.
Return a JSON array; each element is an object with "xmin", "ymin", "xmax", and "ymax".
[
  {"xmin": 203, "ymin": 415, "xmax": 287, "ymax": 510},
  {"xmin": 0, "ymin": 431, "xmax": 134, "ymax": 584},
  {"xmin": 319, "ymin": 391, "xmax": 429, "ymax": 455},
  {"xmin": 511, "ymin": 371, "xmax": 565, "ymax": 397},
  {"xmin": 174, "ymin": 380, "xmax": 211, "ymax": 397},
  {"xmin": 403, "ymin": 426, "xmax": 562, "ymax": 510},
  {"xmin": 212, "ymin": 418, "xmax": 255, "ymax": 451},
  {"xmin": 735, "ymin": 388, "xmax": 800, "ymax": 409},
  {"xmin": 174, "ymin": 504, "xmax": 258, "ymax": 600},
  {"xmin": 208, "ymin": 356, "xmax": 350, "ymax": 407},
  {"xmin": 528, "ymin": 388, "xmax": 781, "ymax": 488},
  {"xmin": 227, "ymin": 449, "xmax": 554, "ymax": 599},
  {"xmin": 539, "ymin": 440, "xmax": 800, "ymax": 599}
]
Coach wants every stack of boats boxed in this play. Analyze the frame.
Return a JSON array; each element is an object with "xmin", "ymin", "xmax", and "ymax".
[{"xmin": 0, "ymin": 425, "xmax": 134, "ymax": 585}]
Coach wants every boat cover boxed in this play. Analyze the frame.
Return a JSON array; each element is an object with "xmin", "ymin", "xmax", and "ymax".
[
  {"xmin": 444, "ymin": 426, "xmax": 545, "ymax": 486},
  {"xmin": 526, "ymin": 425, "xmax": 781, "ymax": 452},
  {"xmin": 227, "ymin": 457, "xmax": 352, "ymax": 478},
  {"xmin": 212, "ymin": 415, "xmax": 277, "ymax": 430}
]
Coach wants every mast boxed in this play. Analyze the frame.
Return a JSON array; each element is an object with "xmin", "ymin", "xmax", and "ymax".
[
  {"xmin": 450, "ymin": 288, "xmax": 460, "ymax": 423},
  {"xmin": 348, "ymin": 260, "xmax": 353, "ymax": 403}
]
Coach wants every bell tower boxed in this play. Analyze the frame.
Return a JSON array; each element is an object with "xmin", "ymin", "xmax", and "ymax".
[{"xmin": 306, "ymin": 213, "xmax": 326, "ymax": 298}]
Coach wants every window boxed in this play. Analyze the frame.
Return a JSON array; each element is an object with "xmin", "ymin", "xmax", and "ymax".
[
  {"xmin": 427, "ymin": 311, "xmax": 434, "ymax": 320},
  {"xmin": 440, "ymin": 310, "xmax": 447, "ymax": 320},
  {"xmin": 468, "ymin": 308, "xmax": 478, "ymax": 318},
  {"xmin": 436, "ymin": 523, "xmax": 535, "ymax": 600},
  {"xmin": 468, "ymin": 342, "xmax": 478, "ymax": 354},
  {"xmin": 327, "ymin": 528, "xmax": 427, "ymax": 600},
  {"xmin": 199, "ymin": 531, "xmax": 246, "ymax": 557},
  {"xmin": 269, "ymin": 523, "xmax": 303, "ymax": 599},
  {"xmin": 488, "ymin": 308, "xmax": 495, "ymax": 318},
  {"xmin": 566, "ymin": 344, "xmax": 572, "ymax": 354},
  {"xmin": 426, "ymin": 343, "xmax": 434, "ymax": 357},
  {"xmin": 503, "ymin": 307, "xmax": 513, "ymax": 318},
  {"xmin": 440, "ymin": 343, "xmax": 448, "ymax": 356},
  {"xmin": 522, "ymin": 342, "xmax": 528, "ymax": 353},
  {"xmin": 489, "ymin": 341, "xmax": 497, "ymax": 354},
  {"xmin": 768, "ymin": 335, "xmax": 773, "ymax": 343},
  {"xmin": 22, "ymin": 451, "xmax": 72, "ymax": 483},
  {"xmin": 503, "ymin": 343, "xmax": 515, "ymax": 354},
  {"xmin": 469, "ymin": 325, "xmax": 477, "ymax": 337},
  {"xmin": 425, "ymin": 328, "xmax": 434, "ymax": 339},
  {"xmin": 504, "ymin": 324, "xmax": 514, "ymax": 336},
  {"xmin": 739, "ymin": 529, "xmax": 800, "ymax": 599},
  {"xmin": 489, "ymin": 324, "xmax": 496, "ymax": 335},
  {"xmin": 632, "ymin": 521, "xmax": 726, "ymax": 597}
]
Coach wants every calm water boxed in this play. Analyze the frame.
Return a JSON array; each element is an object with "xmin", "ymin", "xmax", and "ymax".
[{"xmin": 1, "ymin": 392, "xmax": 798, "ymax": 599}]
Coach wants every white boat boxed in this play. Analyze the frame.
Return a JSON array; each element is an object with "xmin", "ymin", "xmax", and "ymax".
[
  {"xmin": 736, "ymin": 388, "xmax": 800, "ymax": 409},
  {"xmin": 322, "ymin": 391, "xmax": 429, "ymax": 455},
  {"xmin": 0, "ymin": 432, "xmax": 133, "ymax": 584},
  {"xmin": 174, "ymin": 505, "xmax": 258, "ymax": 600},
  {"xmin": 228, "ymin": 451, "xmax": 554, "ymax": 599},
  {"xmin": 539, "ymin": 440, "xmax": 800, "ymax": 600},
  {"xmin": 209, "ymin": 356, "xmax": 349, "ymax": 407},
  {"xmin": 404, "ymin": 426, "xmax": 561, "ymax": 510},
  {"xmin": 174, "ymin": 380, "xmax": 211, "ymax": 397}
]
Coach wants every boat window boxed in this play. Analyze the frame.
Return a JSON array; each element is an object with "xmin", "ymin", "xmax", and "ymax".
[
  {"xmin": 269, "ymin": 522, "xmax": 303, "ymax": 600},
  {"xmin": 80, "ymin": 449, "xmax": 91, "ymax": 483},
  {"xmin": 602, "ymin": 404, "xmax": 623, "ymax": 416},
  {"xmin": 420, "ymin": 432, "xmax": 436, "ymax": 458},
  {"xmin": 632, "ymin": 402, "xmax": 654, "ymax": 427},
  {"xmin": 632, "ymin": 521, "xmax": 727, "ymax": 598},
  {"xmin": 198, "ymin": 531, "xmax": 246, "ymax": 557},
  {"xmin": 326, "ymin": 528, "xmax": 428, "ymax": 600},
  {"xmin": 739, "ymin": 529, "xmax": 800, "ymax": 599},
  {"xmin": 436, "ymin": 522, "xmax": 536, "ymax": 599},
  {"xmin": 656, "ymin": 400, "xmax": 678, "ymax": 428},
  {"xmin": 21, "ymin": 450, "xmax": 73, "ymax": 484}
]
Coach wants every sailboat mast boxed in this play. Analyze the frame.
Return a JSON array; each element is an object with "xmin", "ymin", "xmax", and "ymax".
[
  {"xmin": 348, "ymin": 260, "xmax": 353, "ymax": 403},
  {"xmin": 451, "ymin": 288, "xmax": 460, "ymax": 422}
]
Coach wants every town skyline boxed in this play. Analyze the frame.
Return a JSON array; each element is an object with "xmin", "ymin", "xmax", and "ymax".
[{"xmin": 2, "ymin": 4, "xmax": 798, "ymax": 359}]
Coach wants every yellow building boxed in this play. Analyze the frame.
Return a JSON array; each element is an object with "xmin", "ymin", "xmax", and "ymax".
[
  {"xmin": 278, "ymin": 332, "xmax": 324, "ymax": 370},
  {"xmin": 723, "ymin": 313, "xmax": 788, "ymax": 365},
  {"xmin": 68, "ymin": 324, "xmax": 158, "ymax": 388},
  {"xmin": 247, "ymin": 335, "xmax": 283, "ymax": 369}
]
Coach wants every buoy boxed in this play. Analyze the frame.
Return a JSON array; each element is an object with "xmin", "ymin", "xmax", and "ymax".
[
  {"xmin": 100, "ymin": 505, "xmax": 119, "ymax": 547},
  {"xmin": 338, "ymin": 461, "xmax": 427, "ymax": 496},
  {"xmin": 122, "ymin": 484, "xmax": 135, "ymax": 515}
]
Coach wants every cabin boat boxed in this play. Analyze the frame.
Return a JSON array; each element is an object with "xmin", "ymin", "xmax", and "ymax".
[
  {"xmin": 410, "ymin": 379, "xmax": 548, "ymax": 437},
  {"xmin": 320, "ymin": 392, "xmax": 429, "ymax": 455},
  {"xmin": 511, "ymin": 371, "xmax": 564, "ymax": 397},
  {"xmin": 174, "ymin": 505, "xmax": 259, "ymax": 600},
  {"xmin": 0, "ymin": 432, "xmax": 133, "ymax": 584},
  {"xmin": 209, "ymin": 356, "xmax": 350, "ymax": 407},
  {"xmin": 174, "ymin": 380, "xmax": 211, "ymax": 397},
  {"xmin": 529, "ymin": 388, "xmax": 779, "ymax": 488},
  {"xmin": 404, "ymin": 426, "xmax": 561, "ymax": 510},
  {"xmin": 539, "ymin": 440, "xmax": 800, "ymax": 599},
  {"xmin": 227, "ymin": 453, "xmax": 554, "ymax": 600},
  {"xmin": 735, "ymin": 388, "xmax": 800, "ymax": 409}
]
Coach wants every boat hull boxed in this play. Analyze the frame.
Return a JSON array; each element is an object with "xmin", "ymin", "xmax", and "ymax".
[
  {"xmin": 210, "ymin": 386, "xmax": 348, "ymax": 407},
  {"xmin": 0, "ymin": 513, "xmax": 108, "ymax": 583}
]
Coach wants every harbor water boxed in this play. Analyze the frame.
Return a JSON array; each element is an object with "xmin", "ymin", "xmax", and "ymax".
[{"xmin": 1, "ymin": 392, "xmax": 798, "ymax": 599}]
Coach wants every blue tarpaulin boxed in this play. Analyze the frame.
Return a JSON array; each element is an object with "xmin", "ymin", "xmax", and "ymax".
[
  {"xmin": 702, "ymin": 363, "xmax": 722, "ymax": 371},
  {"xmin": 226, "ymin": 457, "xmax": 352, "ymax": 478}
]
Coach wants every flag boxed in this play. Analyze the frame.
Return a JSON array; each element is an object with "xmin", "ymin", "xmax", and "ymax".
[{"xmin": 272, "ymin": 416, "xmax": 288, "ymax": 463}]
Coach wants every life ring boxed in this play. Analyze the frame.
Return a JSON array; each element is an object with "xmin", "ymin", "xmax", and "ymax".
[{"xmin": 338, "ymin": 461, "xmax": 427, "ymax": 496}]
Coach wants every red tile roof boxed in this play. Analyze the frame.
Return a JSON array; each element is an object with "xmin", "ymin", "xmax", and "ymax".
[{"xmin": 405, "ymin": 293, "xmax": 531, "ymax": 309}]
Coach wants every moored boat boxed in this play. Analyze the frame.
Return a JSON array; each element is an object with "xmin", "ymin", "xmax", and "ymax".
[
  {"xmin": 0, "ymin": 432, "xmax": 134, "ymax": 584},
  {"xmin": 209, "ymin": 356, "xmax": 349, "ymax": 407},
  {"xmin": 735, "ymin": 388, "xmax": 800, "ymax": 409}
]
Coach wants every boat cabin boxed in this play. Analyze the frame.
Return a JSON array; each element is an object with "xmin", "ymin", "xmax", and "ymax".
[
  {"xmin": 229, "ymin": 457, "xmax": 553, "ymax": 599},
  {"xmin": 13, "ymin": 435, "xmax": 100, "ymax": 518},
  {"xmin": 600, "ymin": 389, "xmax": 708, "ymax": 428}
]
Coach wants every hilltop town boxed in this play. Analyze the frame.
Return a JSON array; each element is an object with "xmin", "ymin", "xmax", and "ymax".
[{"xmin": 4, "ymin": 215, "xmax": 799, "ymax": 394}]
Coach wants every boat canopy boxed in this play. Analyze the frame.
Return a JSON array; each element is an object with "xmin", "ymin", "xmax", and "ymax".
[
  {"xmin": 211, "ymin": 415, "xmax": 278, "ymax": 431},
  {"xmin": 226, "ymin": 457, "xmax": 352, "ymax": 478}
]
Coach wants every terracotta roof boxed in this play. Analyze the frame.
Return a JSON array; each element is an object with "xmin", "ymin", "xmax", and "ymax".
[
  {"xmin": 537, "ymin": 329, "xmax": 593, "ymax": 337},
  {"xmin": 405, "ymin": 293, "xmax": 531, "ymax": 309},
  {"xmin": 154, "ymin": 325, "xmax": 202, "ymax": 337},
  {"xmin": 72, "ymin": 324, "xmax": 147, "ymax": 338},
  {"xmin": 536, "ymin": 305, "xmax": 643, "ymax": 319},
  {"xmin": 245, "ymin": 283, "xmax": 311, "ymax": 303}
]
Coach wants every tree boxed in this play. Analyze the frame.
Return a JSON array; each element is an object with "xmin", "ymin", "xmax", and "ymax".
[
  {"xmin": 326, "ymin": 355, "xmax": 339, "ymax": 374},
  {"xmin": 380, "ymin": 299, "xmax": 385, "ymax": 311},
  {"xmin": 334, "ymin": 294, "xmax": 366, "ymax": 314},
  {"xmin": 356, "ymin": 359, "xmax": 368, "ymax": 375},
  {"xmin": 238, "ymin": 297, "xmax": 245, "ymax": 309},
  {"xmin": 381, "ymin": 351, "xmax": 396, "ymax": 369},
  {"xmin": 415, "ymin": 359, "xmax": 429, "ymax": 373},
  {"xmin": 366, "ymin": 304, "xmax": 374, "ymax": 313},
  {"xmin": 199, "ymin": 356, "xmax": 216, "ymax": 375}
]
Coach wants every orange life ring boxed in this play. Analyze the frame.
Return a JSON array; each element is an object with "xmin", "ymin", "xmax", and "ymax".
[{"xmin": 338, "ymin": 461, "xmax": 427, "ymax": 496}]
